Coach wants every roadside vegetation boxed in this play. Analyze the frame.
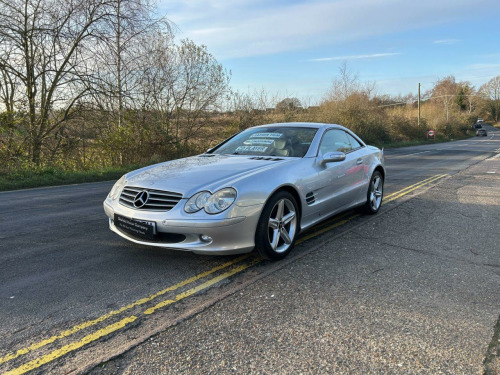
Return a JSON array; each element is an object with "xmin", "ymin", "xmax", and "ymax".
[{"xmin": 1, "ymin": 0, "xmax": 500, "ymax": 191}]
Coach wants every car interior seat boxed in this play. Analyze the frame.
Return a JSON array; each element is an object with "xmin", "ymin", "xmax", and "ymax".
[{"xmin": 273, "ymin": 139, "xmax": 293, "ymax": 157}]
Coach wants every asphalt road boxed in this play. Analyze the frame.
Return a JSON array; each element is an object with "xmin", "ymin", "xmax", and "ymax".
[{"xmin": 0, "ymin": 124, "xmax": 499, "ymax": 374}]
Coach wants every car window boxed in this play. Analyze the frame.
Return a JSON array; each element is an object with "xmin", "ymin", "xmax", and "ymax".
[
  {"xmin": 209, "ymin": 127, "xmax": 318, "ymax": 157},
  {"xmin": 345, "ymin": 133, "xmax": 362, "ymax": 150},
  {"xmin": 319, "ymin": 130, "xmax": 351, "ymax": 154}
]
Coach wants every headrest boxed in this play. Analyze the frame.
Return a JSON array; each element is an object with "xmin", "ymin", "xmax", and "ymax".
[{"xmin": 274, "ymin": 139, "xmax": 286, "ymax": 149}]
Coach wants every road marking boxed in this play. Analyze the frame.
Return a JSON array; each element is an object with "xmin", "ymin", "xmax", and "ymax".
[
  {"xmin": 383, "ymin": 174, "xmax": 448, "ymax": 204},
  {"xmin": 298, "ymin": 174, "xmax": 448, "ymax": 242},
  {"xmin": 5, "ymin": 260, "xmax": 259, "ymax": 375},
  {"xmin": 298, "ymin": 216, "xmax": 357, "ymax": 244},
  {"xmin": 384, "ymin": 174, "xmax": 446, "ymax": 200},
  {"xmin": 0, "ymin": 255, "xmax": 250, "ymax": 366},
  {"xmin": 2, "ymin": 174, "xmax": 450, "ymax": 374},
  {"xmin": 144, "ymin": 259, "xmax": 260, "ymax": 315},
  {"xmin": 386, "ymin": 150, "xmax": 431, "ymax": 159},
  {"xmin": 4, "ymin": 317, "xmax": 137, "ymax": 375}
]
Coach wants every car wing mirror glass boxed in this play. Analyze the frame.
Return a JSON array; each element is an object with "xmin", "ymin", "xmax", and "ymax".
[{"xmin": 319, "ymin": 151, "xmax": 346, "ymax": 165}]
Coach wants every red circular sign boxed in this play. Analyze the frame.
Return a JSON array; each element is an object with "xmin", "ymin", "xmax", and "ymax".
[{"xmin": 428, "ymin": 130, "xmax": 435, "ymax": 136}]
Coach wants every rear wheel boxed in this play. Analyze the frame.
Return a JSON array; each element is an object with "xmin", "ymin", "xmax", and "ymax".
[
  {"xmin": 361, "ymin": 171, "xmax": 384, "ymax": 214},
  {"xmin": 254, "ymin": 191, "xmax": 299, "ymax": 260}
]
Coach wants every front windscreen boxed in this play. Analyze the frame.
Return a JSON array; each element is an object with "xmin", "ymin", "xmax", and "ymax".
[{"xmin": 209, "ymin": 127, "xmax": 318, "ymax": 157}]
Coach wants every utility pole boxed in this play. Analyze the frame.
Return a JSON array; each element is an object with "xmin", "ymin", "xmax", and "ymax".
[{"xmin": 418, "ymin": 83, "xmax": 421, "ymax": 127}]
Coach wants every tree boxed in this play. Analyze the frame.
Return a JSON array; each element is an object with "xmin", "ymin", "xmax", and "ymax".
[
  {"xmin": 479, "ymin": 76, "xmax": 500, "ymax": 122},
  {"xmin": 324, "ymin": 62, "xmax": 375, "ymax": 102},
  {"xmin": 456, "ymin": 82, "xmax": 476, "ymax": 114},
  {"xmin": 0, "ymin": 0, "xmax": 114, "ymax": 165},
  {"xmin": 276, "ymin": 97, "xmax": 302, "ymax": 111},
  {"xmin": 430, "ymin": 76, "xmax": 459, "ymax": 121},
  {"xmin": 91, "ymin": 0, "xmax": 169, "ymax": 126},
  {"xmin": 133, "ymin": 37, "xmax": 230, "ymax": 149}
]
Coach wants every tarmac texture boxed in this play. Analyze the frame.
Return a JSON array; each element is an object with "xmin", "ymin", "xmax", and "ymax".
[{"xmin": 90, "ymin": 152, "xmax": 500, "ymax": 373}]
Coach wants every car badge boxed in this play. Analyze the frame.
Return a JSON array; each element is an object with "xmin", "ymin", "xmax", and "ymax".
[{"xmin": 133, "ymin": 191, "xmax": 149, "ymax": 208}]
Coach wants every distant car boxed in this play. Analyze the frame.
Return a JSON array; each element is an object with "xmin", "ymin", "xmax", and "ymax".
[
  {"xmin": 476, "ymin": 129, "xmax": 487, "ymax": 136},
  {"xmin": 477, "ymin": 118, "xmax": 484, "ymax": 123},
  {"xmin": 103, "ymin": 122, "xmax": 385, "ymax": 260},
  {"xmin": 474, "ymin": 123, "xmax": 482, "ymax": 129}
]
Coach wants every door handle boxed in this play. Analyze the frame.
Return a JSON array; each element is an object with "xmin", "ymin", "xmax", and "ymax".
[{"xmin": 356, "ymin": 158, "xmax": 363, "ymax": 165}]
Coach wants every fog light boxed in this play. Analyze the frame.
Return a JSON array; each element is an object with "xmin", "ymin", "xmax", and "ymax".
[{"xmin": 200, "ymin": 234, "xmax": 212, "ymax": 243}]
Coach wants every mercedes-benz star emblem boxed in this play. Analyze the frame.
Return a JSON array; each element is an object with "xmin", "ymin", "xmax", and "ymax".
[{"xmin": 133, "ymin": 191, "xmax": 149, "ymax": 208}]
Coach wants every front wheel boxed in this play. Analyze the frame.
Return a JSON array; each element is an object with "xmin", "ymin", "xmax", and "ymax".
[
  {"xmin": 361, "ymin": 171, "xmax": 384, "ymax": 214},
  {"xmin": 254, "ymin": 191, "xmax": 299, "ymax": 260}
]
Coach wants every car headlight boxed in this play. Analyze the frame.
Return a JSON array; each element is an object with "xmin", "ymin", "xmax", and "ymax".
[
  {"xmin": 184, "ymin": 191, "xmax": 212, "ymax": 213},
  {"xmin": 184, "ymin": 188, "xmax": 237, "ymax": 214},
  {"xmin": 205, "ymin": 188, "xmax": 237, "ymax": 214},
  {"xmin": 108, "ymin": 175, "xmax": 127, "ymax": 200}
]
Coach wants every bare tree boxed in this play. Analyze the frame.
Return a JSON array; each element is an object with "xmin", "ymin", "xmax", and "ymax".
[
  {"xmin": 133, "ymin": 37, "xmax": 230, "ymax": 147},
  {"xmin": 0, "ymin": 0, "xmax": 114, "ymax": 165},
  {"xmin": 91, "ymin": 0, "xmax": 170, "ymax": 125},
  {"xmin": 430, "ymin": 76, "xmax": 459, "ymax": 122},
  {"xmin": 479, "ymin": 76, "xmax": 500, "ymax": 122}
]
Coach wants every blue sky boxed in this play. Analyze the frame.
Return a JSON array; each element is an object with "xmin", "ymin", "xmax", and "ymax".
[{"xmin": 159, "ymin": 0, "xmax": 500, "ymax": 104}]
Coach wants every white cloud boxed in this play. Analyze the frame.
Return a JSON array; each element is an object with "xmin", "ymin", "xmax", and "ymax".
[
  {"xmin": 455, "ymin": 63, "xmax": 500, "ymax": 84},
  {"xmin": 308, "ymin": 53, "xmax": 401, "ymax": 62},
  {"xmin": 433, "ymin": 39, "xmax": 459, "ymax": 44},
  {"xmin": 161, "ymin": 0, "xmax": 497, "ymax": 59}
]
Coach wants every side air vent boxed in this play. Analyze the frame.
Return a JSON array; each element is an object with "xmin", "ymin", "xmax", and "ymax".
[
  {"xmin": 305, "ymin": 192, "xmax": 316, "ymax": 205},
  {"xmin": 198, "ymin": 154, "xmax": 216, "ymax": 157},
  {"xmin": 249, "ymin": 157, "xmax": 284, "ymax": 161}
]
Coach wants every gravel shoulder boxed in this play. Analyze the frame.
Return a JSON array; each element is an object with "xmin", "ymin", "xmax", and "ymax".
[{"xmin": 91, "ymin": 154, "xmax": 500, "ymax": 375}]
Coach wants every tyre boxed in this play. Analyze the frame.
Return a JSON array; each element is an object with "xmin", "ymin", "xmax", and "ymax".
[
  {"xmin": 254, "ymin": 191, "xmax": 299, "ymax": 260},
  {"xmin": 361, "ymin": 171, "xmax": 384, "ymax": 214}
]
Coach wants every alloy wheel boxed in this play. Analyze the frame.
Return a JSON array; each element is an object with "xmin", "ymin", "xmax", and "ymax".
[
  {"xmin": 267, "ymin": 198, "xmax": 297, "ymax": 254},
  {"xmin": 369, "ymin": 175, "xmax": 383, "ymax": 211}
]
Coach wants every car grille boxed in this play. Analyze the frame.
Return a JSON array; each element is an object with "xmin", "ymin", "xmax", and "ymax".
[{"xmin": 119, "ymin": 186, "xmax": 183, "ymax": 211}]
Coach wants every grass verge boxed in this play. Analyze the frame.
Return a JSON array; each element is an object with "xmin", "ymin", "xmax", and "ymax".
[
  {"xmin": 0, "ymin": 133, "xmax": 475, "ymax": 192},
  {"xmin": 0, "ymin": 165, "xmax": 142, "ymax": 192},
  {"xmin": 484, "ymin": 314, "xmax": 500, "ymax": 375},
  {"xmin": 375, "ymin": 134, "xmax": 471, "ymax": 149}
]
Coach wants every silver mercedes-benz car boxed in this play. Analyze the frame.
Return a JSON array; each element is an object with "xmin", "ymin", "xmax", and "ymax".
[{"xmin": 103, "ymin": 122, "xmax": 385, "ymax": 260}]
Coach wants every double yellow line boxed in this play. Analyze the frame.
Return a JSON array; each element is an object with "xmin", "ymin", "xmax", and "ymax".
[
  {"xmin": 297, "ymin": 173, "xmax": 448, "ymax": 243},
  {"xmin": 1, "ymin": 173, "xmax": 448, "ymax": 375},
  {"xmin": 383, "ymin": 174, "xmax": 448, "ymax": 204}
]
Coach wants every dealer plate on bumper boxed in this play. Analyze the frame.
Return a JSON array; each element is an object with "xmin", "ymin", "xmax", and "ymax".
[{"xmin": 114, "ymin": 214, "xmax": 156, "ymax": 240}]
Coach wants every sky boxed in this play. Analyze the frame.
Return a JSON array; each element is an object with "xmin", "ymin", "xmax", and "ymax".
[{"xmin": 158, "ymin": 0, "xmax": 500, "ymax": 104}]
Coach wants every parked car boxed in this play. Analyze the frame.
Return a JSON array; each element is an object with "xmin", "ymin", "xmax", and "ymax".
[
  {"xmin": 476, "ymin": 129, "xmax": 488, "ymax": 136},
  {"xmin": 103, "ymin": 123, "xmax": 385, "ymax": 260}
]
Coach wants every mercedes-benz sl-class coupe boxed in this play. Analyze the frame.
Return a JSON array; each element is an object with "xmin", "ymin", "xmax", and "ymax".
[{"xmin": 104, "ymin": 122, "xmax": 385, "ymax": 260}]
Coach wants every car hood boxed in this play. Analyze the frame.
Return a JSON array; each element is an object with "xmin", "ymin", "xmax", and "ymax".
[{"xmin": 125, "ymin": 154, "xmax": 294, "ymax": 197}]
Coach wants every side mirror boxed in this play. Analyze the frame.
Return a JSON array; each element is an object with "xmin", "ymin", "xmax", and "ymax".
[{"xmin": 319, "ymin": 151, "xmax": 346, "ymax": 165}]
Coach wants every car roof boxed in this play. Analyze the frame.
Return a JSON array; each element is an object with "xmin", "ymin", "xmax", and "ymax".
[{"xmin": 251, "ymin": 122, "xmax": 343, "ymax": 130}]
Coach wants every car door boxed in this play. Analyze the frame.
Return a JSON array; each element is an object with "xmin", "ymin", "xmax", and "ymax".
[
  {"xmin": 315, "ymin": 129, "xmax": 359, "ymax": 216},
  {"xmin": 343, "ymin": 131, "xmax": 369, "ymax": 204}
]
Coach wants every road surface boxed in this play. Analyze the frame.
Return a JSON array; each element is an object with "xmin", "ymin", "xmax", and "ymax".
[{"xmin": 0, "ymin": 124, "xmax": 499, "ymax": 374}]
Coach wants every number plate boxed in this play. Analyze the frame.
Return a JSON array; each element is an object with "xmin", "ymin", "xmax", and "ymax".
[{"xmin": 114, "ymin": 214, "xmax": 156, "ymax": 240}]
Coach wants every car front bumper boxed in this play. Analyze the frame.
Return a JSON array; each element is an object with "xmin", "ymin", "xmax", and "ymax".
[{"xmin": 103, "ymin": 199, "xmax": 263, "ymax": 255}]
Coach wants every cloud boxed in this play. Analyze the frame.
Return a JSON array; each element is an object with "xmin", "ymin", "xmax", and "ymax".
[
  {"xmin": 161, "ymin": 0, "xmax": 499, "ymax": 59},
  {"xmin": 308, "ymin": 53, "xmax": 401, "ymax": 62},
  {"xmin": 433, "ymin": 39, "xmax": 459, "ymax": 44},
  {"xmin": 456, "ymin": 63, "xmax": 500, "ymax": 83}
]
